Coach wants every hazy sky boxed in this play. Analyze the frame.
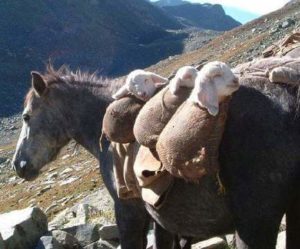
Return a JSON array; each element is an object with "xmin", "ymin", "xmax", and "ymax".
[{"xmin": 188, "ymin": 0, "xmax": 289, "ymax": 15}]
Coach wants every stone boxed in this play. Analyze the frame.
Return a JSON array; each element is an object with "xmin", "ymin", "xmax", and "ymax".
[
  {"xmin": 0, "ymin": 207, "xmax": 48, "ymax": 249},
  {"xmin": 64, "ymin": 224, "xmax": 100, "ymax": 247},
  {"xmin": 45, "ymin": 203, "xmax": 59, "ymax": 214},
  {"xmin": 84, "ymin": 240, "xmax": 117, "ymax": 249},
  {"xmin": 192, "ymin": 237, "xmax": 226, "ymax": 249},
  {"xmin": 61, "ymin": 168, "xmax": 73, "ymax": 175},
  {"xmin": 225, "ymin": 234, "xmax": 234, "ymax": 246},
  {"xmin": 52, "ymin": 230, "xmax": 82, "ymax": 249},
  {"xmin": 35, "ymin": 235, "xmax": 64, "ymax": 249},
  {"xmin": 59, "ymin": 177, "xmax": 79, "ymax": 186},
  {"xmin": 98, "ymin": 225, "xmax": 119, "ymax": 240},
  {"xmin": 281, "ymin": 18, "xmax": 295, "ymax": 29},
  {"xmin": 276, "ymin": 231, "xmax": 286, "ymax": 249}
]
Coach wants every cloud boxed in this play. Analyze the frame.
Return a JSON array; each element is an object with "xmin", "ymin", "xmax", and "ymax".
[{"xmin": 189, "ymin": 0, "xmax": 290, "ymax": 15}]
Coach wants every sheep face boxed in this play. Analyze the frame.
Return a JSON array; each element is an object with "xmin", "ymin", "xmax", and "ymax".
[
  {"xmin": 189, "ymin": 61, "xmax": 239, "ymax": 116},
  {"xmin": 169, "ymin": 66, "xmax": 198, "ymax": 95},
  {"xmin": 113, "ymin": 69, "xmax": 168, "ymax": 101}
]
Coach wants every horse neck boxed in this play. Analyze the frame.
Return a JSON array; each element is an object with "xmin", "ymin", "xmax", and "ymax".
[{"xmin": 64, "ymin": 80, "xmax": 119, "ymax": 158}]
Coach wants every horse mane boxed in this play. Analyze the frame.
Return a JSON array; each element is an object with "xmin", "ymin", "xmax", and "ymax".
[{"xmin": 25, "ymin": 64, "xmax": 125, "ymax": 106}]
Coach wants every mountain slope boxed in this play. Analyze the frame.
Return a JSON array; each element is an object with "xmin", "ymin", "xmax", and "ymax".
[
  {"xmin": 149, "ymin": 1, "xmax": 300, "ymax": 77},
  {"xmin": 152, "ymin": 0, "xmax": 241, "ymax": 31},
  {"xmin": 160, "ymin": 3, "xmax": 241, "ymax": 31},
  {"xmin": 0, "ymin": 0, "xmax": 185, "ymax": 116}
]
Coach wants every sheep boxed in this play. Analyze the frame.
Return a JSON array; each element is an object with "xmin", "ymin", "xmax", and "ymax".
[
  {"xmin": 188, "ymin": 61, "xmax": 239, "ymax": 116},
  {"xmin": 169, "ymin": 66, "xmax": 198, "ymax": 95},
  {"xmin": 112, "ymin": 69, "xmax": 168, "ymax": 101}
]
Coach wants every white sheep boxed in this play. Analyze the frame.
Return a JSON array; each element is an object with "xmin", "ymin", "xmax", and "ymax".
[
  {"xmin": 189, "ymin": 61, "xmax": 239, "ymax": 116},
  {"xmin": 169, "ymin": 66, "xmax": 198, "ymax": 95},
  {"xmin": 112, "ymin": 69, "xmax": 168, "ymax": 101}
]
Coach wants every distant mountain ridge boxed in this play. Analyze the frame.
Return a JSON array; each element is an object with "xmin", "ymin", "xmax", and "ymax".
[
  {"xmin": 0, "ymin": 0, "xmax": 239, "ymax": 117},
  {"xmin": 151, "ymin": 0, "xmax": 241, "ymax": 31}
]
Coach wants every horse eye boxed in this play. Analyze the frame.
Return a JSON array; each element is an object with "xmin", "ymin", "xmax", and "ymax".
[{"xmin": 23, "ymin": 114, "xmax": 30, "ymax": 122}]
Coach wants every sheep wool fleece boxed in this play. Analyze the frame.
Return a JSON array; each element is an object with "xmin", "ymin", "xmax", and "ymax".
[
  {"xmin": 156, "ymin": 98, "xmax": 230, "ymax": 181},
  {"xmin": 134, "ymin": 86, "xmax": 191, "ymax": 149},
  {"xmin": 102, "ymin": 96, "xmax": 144, "ymax": 143}
]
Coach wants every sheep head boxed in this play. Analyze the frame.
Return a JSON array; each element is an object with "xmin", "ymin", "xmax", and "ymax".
[
  {"xmin": 189, "ymin": 61, "xmax": 239, "ymax": 116},
  {"xmin": 169, "ymin": 66, "xmax": 198, "ymax": 95},
  {"xmin": 112, "ymin": 69, "xmax": 168, "ymax": 101}
]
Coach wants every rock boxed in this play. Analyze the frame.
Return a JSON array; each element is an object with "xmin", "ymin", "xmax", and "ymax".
[
  {"xmin": 225, "ymin": 234, "xmax": 234, "ymax": 246},
  {"xmin": 45, "ymin": 203, "xmax": 59, "ymax": 214},
  {"xmin": 276, "ymin": 231, "xmax": 286, "ymax": 249},
  {"xmin": 0, "ymin": 207, "xmax": 48, "ymax": 249},
  {"xmin": 61, "ymin": 168, "xmax": 73, "ymax": 175},
  {"xmin": 64, "ymin": 224, "xmax": 100, "ymax": 247},
  {"xmin": 59, "ymin": 177, "xmax": 79, "ymax": 186},
  {"xmin": 281, "ymin": 18, "xmax": 295, "ymax": 29},
  {"xmin": 99, "ymin": 225, "xmax": 119, "ymax": 240},
  {"xmin": 52, "ymin": 230, "xmax": 82, "ymax": 249},
  {"xmin": 9, "ymin": 125, "xmax": 17, "ymax": 130},
  {"xmin": 84, "ymin": 240, "xmax": 117, "ymax": 249},
  {"xmin": 35, "ymin": 235, "xmax": 64, "ymax": 249},
  {"xmin": 0, "ymin": 157, "xmax": 6, "ymax": 164},
  {"xmin": 38, "ymin": 185, "xmax": 52, "ymax": 195},
  {"xmin": 48, "ymin": 172, "xmax": 58, "ymax": 179},
  {"xmin": 192, "ymin": 237, "xmax": 226, "ymax": 249}
]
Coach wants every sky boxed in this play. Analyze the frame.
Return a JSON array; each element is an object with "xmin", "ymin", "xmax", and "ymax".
[{"xmin": 189, "ymin": 0, "xmax": 290, "ymax": 15}]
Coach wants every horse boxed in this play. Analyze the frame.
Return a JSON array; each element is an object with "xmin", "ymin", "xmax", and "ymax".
[
  {"xmin": 12, "ymin": 66, "xmax": 151, "ymax": 249},
  {"xmin": 12, "ymin": 65, "xmax": 300, "ymax": 249}
]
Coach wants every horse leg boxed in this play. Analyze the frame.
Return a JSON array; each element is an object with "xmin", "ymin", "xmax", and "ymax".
[
  {"xmin": 153, "ymin": 221, "xmax": 174, "ymax": 249},
  {"xmin": 286, "ymin": 191, "xmax": 300, "ymax": 249},
  {"xmin": 99, "ymin": 141, "xmax": 150, "ymax": 249},
  {"xmin": 115, "ymin": 198, "xmax": 150, "ymax": 249},
  {"xmin": 230, "ymin": 199, "xmax": 283, "ymax": 249}
]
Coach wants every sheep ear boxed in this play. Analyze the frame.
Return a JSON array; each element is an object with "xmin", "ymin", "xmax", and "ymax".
[
  {"xmin": 197, "ymin": 83, "xmax": 219, "ymax": 116},
  {"xmin": 31, "ymin": 71, "xmax": 47, "ymax": 96},
  {"xmin": 149, "ymin": 73, "xmax": 168, "ymax": 87},
  {"xmin": 112, "ymin": 85, "xmax": 129, "ymax": 99},
  {"xmin": 169, "ymin": 77, "xmax": 180, "ymax": 94}
]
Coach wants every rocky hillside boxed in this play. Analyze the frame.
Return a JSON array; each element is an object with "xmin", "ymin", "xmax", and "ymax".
[
  {"xmin": 152, "ymin": 0, "xmax": 241, "ymax": 30},
  {"xmin": 0, "ymin": 0, "xmax": 230, "ymax": 117},
  {"xmin": 1, "ymin": 1, "xmax": 300, "ymax": 248}
]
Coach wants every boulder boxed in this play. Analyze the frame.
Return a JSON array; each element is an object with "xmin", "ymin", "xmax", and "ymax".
[
  {"xmin": 0, "ymin": 207, "xmax": 48, "ymax": 249},
  {"xmin": 35, "ymin": 235, "xmax": 63, "ymax": 249},
  {"xmin": 52, "ymin": 230, "xmax": 82, "ymax": 249},
  {"xmin": 276, "ymin": 231, "xmax": 286, "ymax": 249},
  {"xmin": 63, "ymin": 224, "xmax": 100, "ymax": 247},
  {"xmin": 84, "ymin": 239, "xmax": 117, "ymax": 249},
  {"xmin": 98, "ymin": 225, "xmax": 119, "ymax": 240},
  {"xmin": 192, "ymin": 237, "xmax": 226, "ymax": 249}
]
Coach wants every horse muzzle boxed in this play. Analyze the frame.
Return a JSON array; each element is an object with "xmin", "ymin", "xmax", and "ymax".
[{"xmin": 12, "ymin": 159, "xmax": 39, "ymax": 181}]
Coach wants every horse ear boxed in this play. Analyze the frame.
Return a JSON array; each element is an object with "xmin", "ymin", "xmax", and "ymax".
[
  {"xmin": 197, "ymin": 82, "xmax": 219, "ymax": 116},
  {"xmin": 31, "ymin": 71, "xmax": 47, "ymax": 96},
  {"xmin": 112, "ymin": 85, "xmax": 129, "ymax": 100}
]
